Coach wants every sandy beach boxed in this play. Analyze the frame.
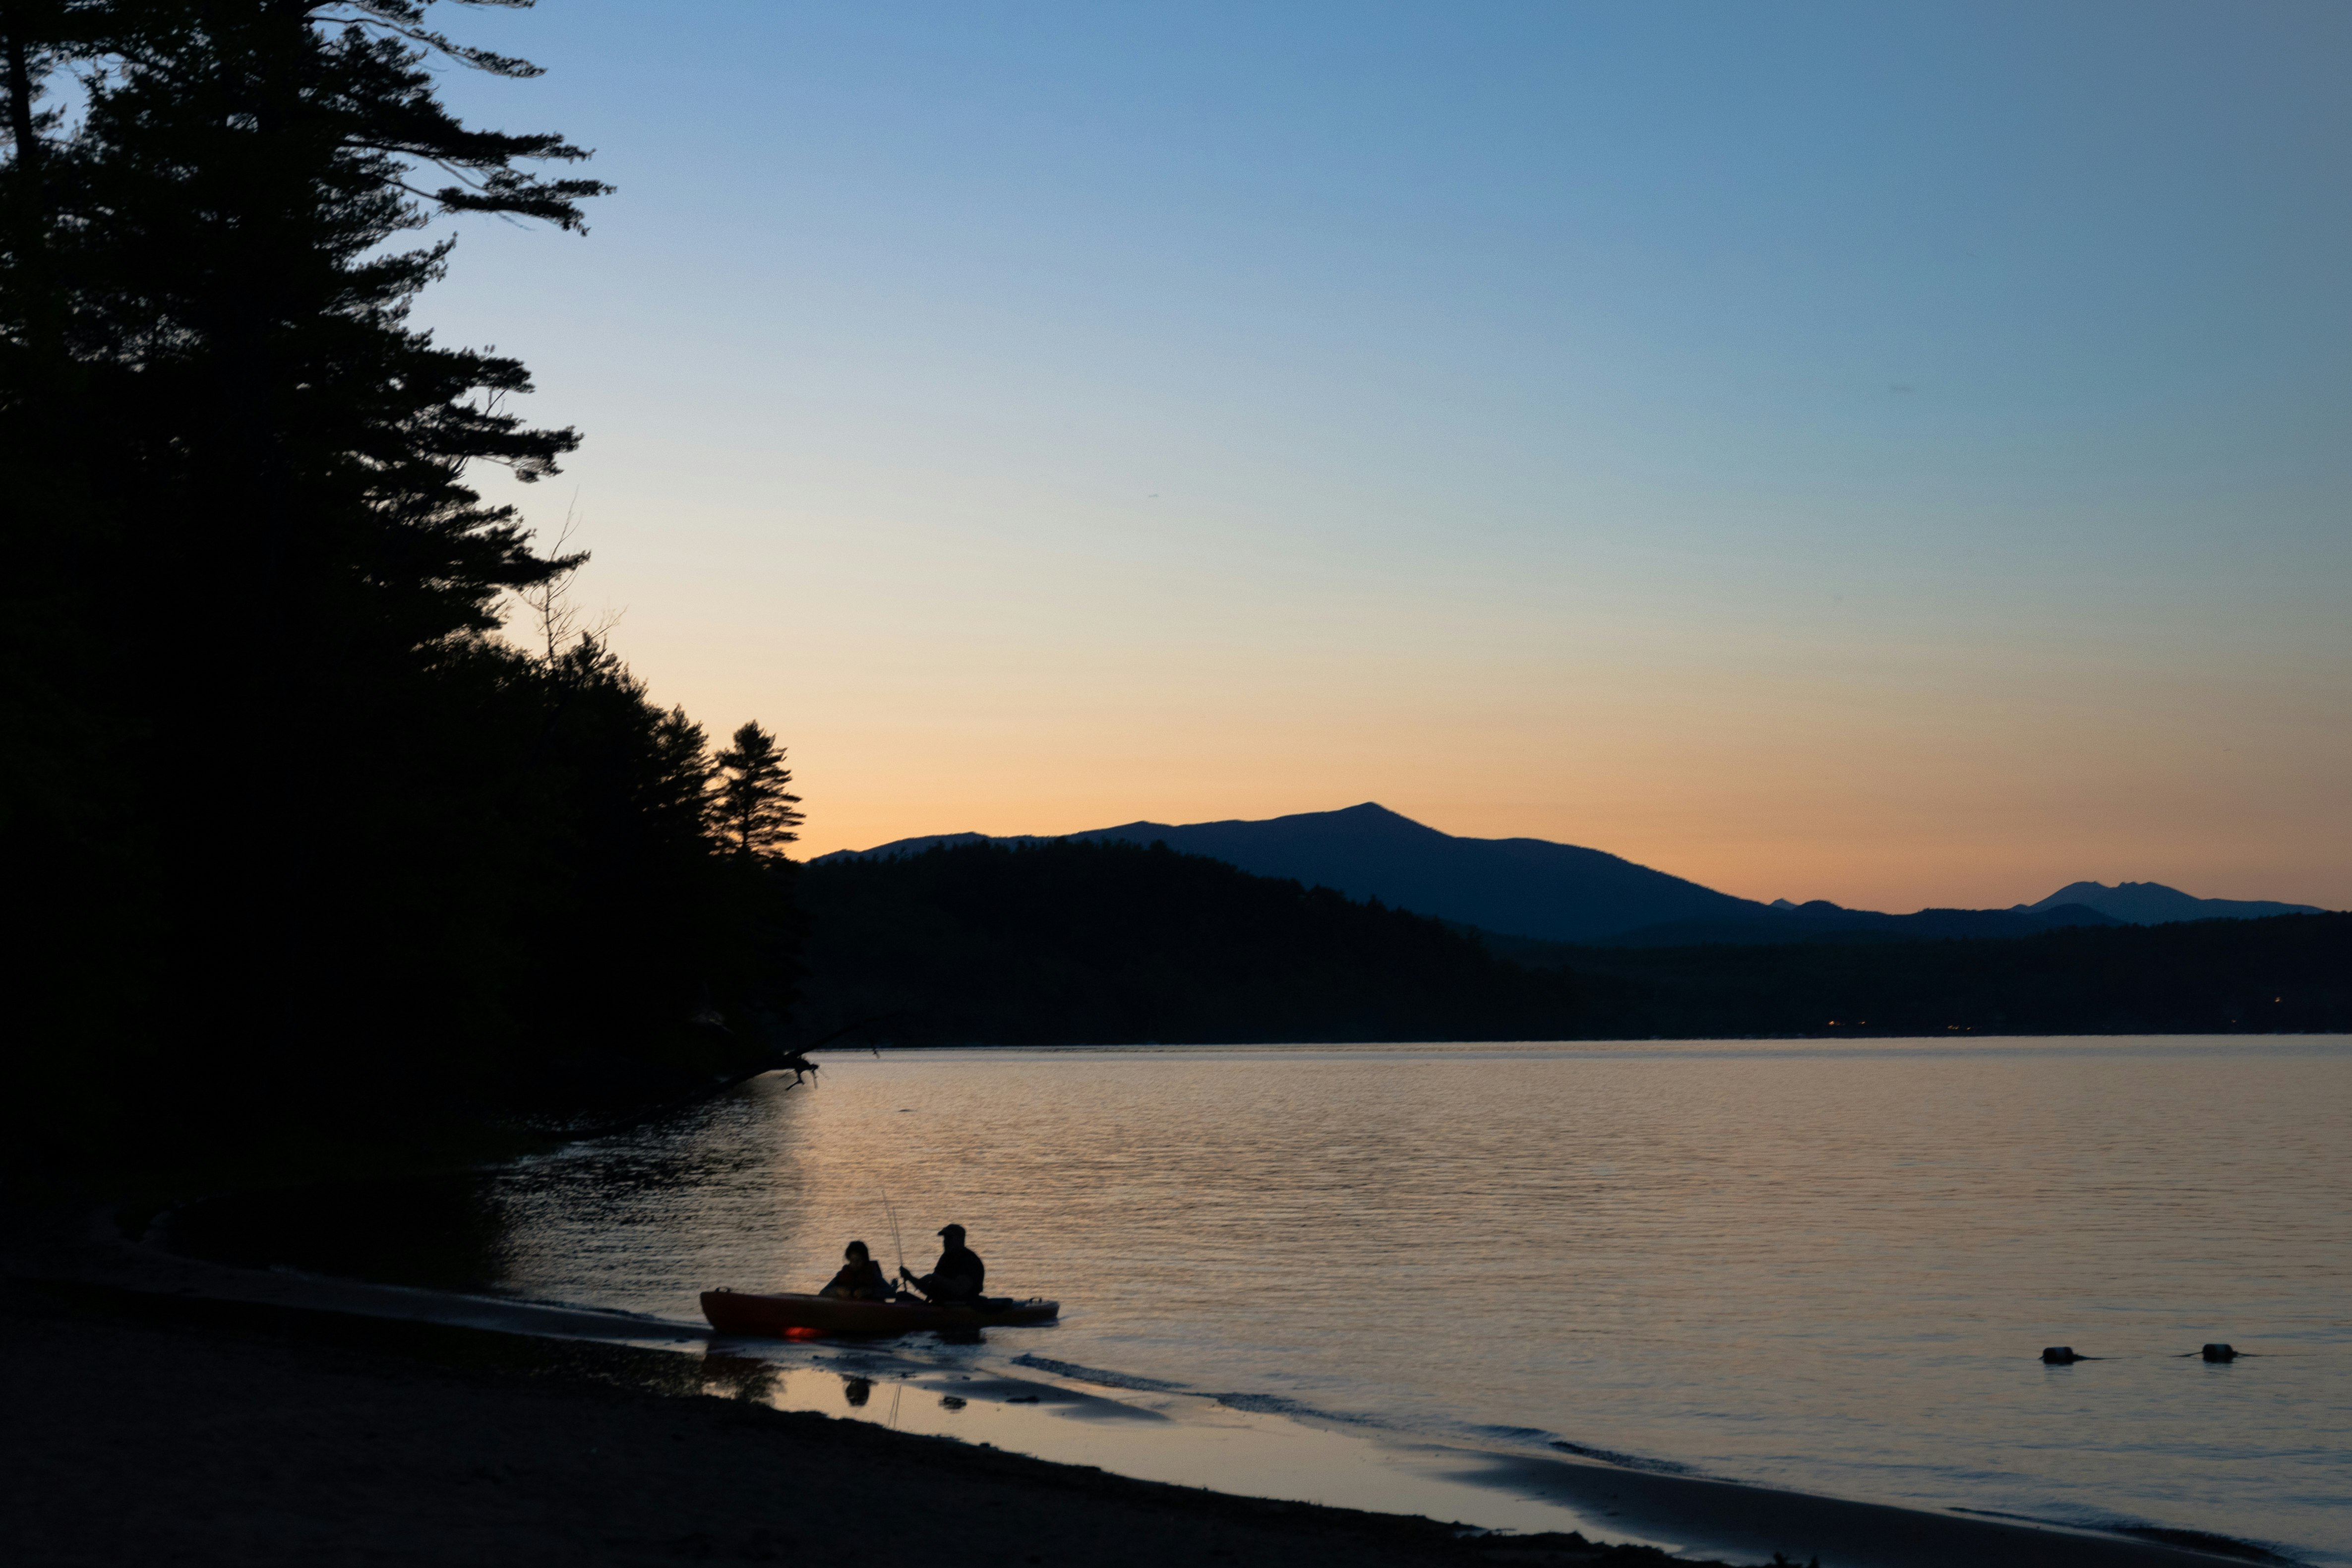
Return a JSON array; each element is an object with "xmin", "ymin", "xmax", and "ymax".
[
  {"xmin": 0, "ymin": 1208, "xmax": 2270, "ymax": 1568},
  {"xmin": 1, "ymin": 1273, "xmax": 1679, "ymax": 1568}
]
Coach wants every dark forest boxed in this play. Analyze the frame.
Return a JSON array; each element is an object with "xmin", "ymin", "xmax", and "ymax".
[
  {"xmin": 796, "ymin": 840, "xmax": 2352, "ymax": 1046},
  {"xmin": 2, "ymin": 3, "xmax": 795, "ymax": 1186},
  {"xmin": 796, "ymin": 838, "xmax": 1586, "ymax": 1045}
]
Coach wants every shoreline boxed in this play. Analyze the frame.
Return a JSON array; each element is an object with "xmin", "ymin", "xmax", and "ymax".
[
  {"xmin": 1, "ymin": 1208, "xmax": 2278, "ymax": 1568},
  {"xmin": 844, "ymin": 1033, "xmax": 2345, "ymax": 1047},
  {"xmin": 0, "ymin": 1273, "xmax": 1610, "ymax": 1568}
]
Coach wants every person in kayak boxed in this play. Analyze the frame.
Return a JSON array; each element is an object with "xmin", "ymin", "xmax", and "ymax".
[
  {"xmin": 900, "ymin": 1223, "xmax": 985, "ymax": 1304},
  {"xmin": 819, "ymin": 1240, "xmax": 892, "ymax": 1300}
]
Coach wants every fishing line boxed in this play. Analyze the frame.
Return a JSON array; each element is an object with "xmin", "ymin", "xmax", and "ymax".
[{"xmin": 880, "ymin": 1185, "xmax": 907, "ymax": 1277}]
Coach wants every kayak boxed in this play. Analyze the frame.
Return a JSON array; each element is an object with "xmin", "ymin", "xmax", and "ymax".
[{"xmin": 701, "ymin": 1289, "xmax": 1061, "ymax": 1338}]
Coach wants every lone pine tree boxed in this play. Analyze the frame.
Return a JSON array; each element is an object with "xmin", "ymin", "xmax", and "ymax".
[{"xmin": 713, "ymin": 722, "xmax": 806, "ymax": 862}]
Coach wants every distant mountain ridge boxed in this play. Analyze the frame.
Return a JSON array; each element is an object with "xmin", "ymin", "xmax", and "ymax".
[
  {"xmin": 2018, "ymin": 881, "xmax": 2321, "ymax": 925},
  {"xmin": 815, "ymin": 804, "xmax": 2328, "ymax": 946},
  {"xmin": 819, "ymin": 803, "xmax": 1758, "ymax": 944}
]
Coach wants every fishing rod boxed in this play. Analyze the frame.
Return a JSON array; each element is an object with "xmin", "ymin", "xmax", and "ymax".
[{"xmin": 880, "ymin": 1185, "xmax": 907, "ymax": 1281}]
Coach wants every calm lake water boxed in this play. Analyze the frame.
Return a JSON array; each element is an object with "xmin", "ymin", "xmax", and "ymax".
[{"xmin": 184, "ymin": 1038, "xmax": 2352, "ymax": 1562}]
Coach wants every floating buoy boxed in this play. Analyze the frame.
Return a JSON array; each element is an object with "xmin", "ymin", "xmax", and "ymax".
[
  {"xmin": 2042, "ymin": 1346, "xmax": 2086, "ymax": 1364},
  {"xmin": 2202, "ymin": 1343, "xmax": 2237, "ymax": 1362}
]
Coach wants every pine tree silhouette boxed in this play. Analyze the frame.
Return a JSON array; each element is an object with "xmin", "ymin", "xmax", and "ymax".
[
  {"xmin": 2, "ymin": 3, "xmax": 804, "ymax": 1172},
  {"xmin": 712, "ymin": 722, "xmax": 806, "ymax": 861}
]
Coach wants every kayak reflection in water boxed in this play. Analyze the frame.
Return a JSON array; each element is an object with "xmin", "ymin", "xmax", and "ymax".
[
  {"xmin": 819, "ymin": 1240, "xmax": 893, "ymax": 1301},
  {"xmin": 898, "ymin": 1223, "xmax": 985, "ymax": 1304}
]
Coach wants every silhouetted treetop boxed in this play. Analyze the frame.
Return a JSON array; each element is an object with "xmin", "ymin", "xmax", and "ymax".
[
  {"xmin": 713, "ymin": 722, "xmax": 805, "ymax": 862},
  {"xmin": 6, "ymin": 0, "xmax": 621, "ymax": 657}
]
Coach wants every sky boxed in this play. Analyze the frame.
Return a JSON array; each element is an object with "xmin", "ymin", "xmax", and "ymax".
[{"xmin": 416, "ymin": 0, "xmax": 2351, "ymax": 912}]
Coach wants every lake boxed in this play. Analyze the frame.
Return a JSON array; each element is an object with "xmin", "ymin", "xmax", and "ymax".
[{"xmin": 177, "ymin": 1037, "xmax": 2352, "ymax": 1563}]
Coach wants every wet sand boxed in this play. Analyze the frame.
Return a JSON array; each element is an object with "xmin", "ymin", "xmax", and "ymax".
[
  {"xmin": 0, "ymin": 1212, "xmax": 2267, "ymax": 1568},
  {"xmin": 0, "ymin": 1275, "xmax": 1676, "ymax": 1568}
]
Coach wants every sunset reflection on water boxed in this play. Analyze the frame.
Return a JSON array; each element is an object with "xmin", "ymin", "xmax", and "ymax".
[{"xmin": 178, "ymin": 1038, "xmax": 2352, "ymax": 1563}]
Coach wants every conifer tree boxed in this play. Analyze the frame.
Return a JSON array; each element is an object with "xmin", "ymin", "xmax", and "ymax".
[
  {"xmin": 2, "ymin": 4, "xmax": 802, "ymax": 1173},
  {"xmin": 712, "ymin": 722, "xmax": 806, "ymax": 862},
  {"xmin": 69, "ymin": 2, "xmax": 608, "ymax": 647}
]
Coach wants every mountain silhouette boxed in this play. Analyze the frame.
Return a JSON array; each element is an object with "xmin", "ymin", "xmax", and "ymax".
[
  {"xmin": 818, "ymin": 806, "xmax": 2329, "ymax": 945},
  {"xmin": 2018, "ymin": 881, "xmax": 2323, "ymax": 924},
  {"xmin": 823, "ymin": 802, "xmax": 1764, "ymax": 943}
]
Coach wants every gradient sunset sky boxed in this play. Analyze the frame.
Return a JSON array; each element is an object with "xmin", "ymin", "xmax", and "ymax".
[{"xmin": 425, "ymin": 0, "xmax": 2351, "ymax": 912}]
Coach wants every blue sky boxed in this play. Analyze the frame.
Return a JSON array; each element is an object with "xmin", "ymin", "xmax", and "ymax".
[{"xmin": 418, "ymin": 0, "xmax": 2351, "ymax": 908}]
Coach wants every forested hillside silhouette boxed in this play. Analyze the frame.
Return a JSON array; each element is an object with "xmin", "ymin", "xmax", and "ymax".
[
  {"xmin": 797, "ymin": 841, "xmax": 2352, "ymax": 1044},
  {"xmin": 1547, "ymin": 913, "xmax": 2352, "ymax": 1038},
  {"xmin": 795, "ymin": 839, "xmax": 1584, "ymax": 1045},
  {"xmin": 2, "ymin": 3, "xmax": 798, "ymax": 1184}
]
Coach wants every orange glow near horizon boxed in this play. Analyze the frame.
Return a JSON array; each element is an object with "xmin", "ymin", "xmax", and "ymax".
[
  {"xmin": 508, "ymin": 495, "xmax": 2350, "ymax": 916},
  {"xmin": 694, "ymin": 618, "xmax": 2349, "ymax": 913},
  {"xmin": 548, "ymin": 493, "xmax": 2349, "ymax": 916}
]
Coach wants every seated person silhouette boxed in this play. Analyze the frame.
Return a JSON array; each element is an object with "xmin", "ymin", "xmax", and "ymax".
[
  {"xmin": 819, "ymin": 1240, "xmax": 891, "ymax": 1300},
  {"xmin": 899, "ymin": 1223, "xmax": 985, "ymax": 1305}
]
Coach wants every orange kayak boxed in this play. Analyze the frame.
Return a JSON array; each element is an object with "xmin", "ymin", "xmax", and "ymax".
[{"xmin": 701, "ymin": 1289, "xmax": 1061, "ymax": 1338}]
